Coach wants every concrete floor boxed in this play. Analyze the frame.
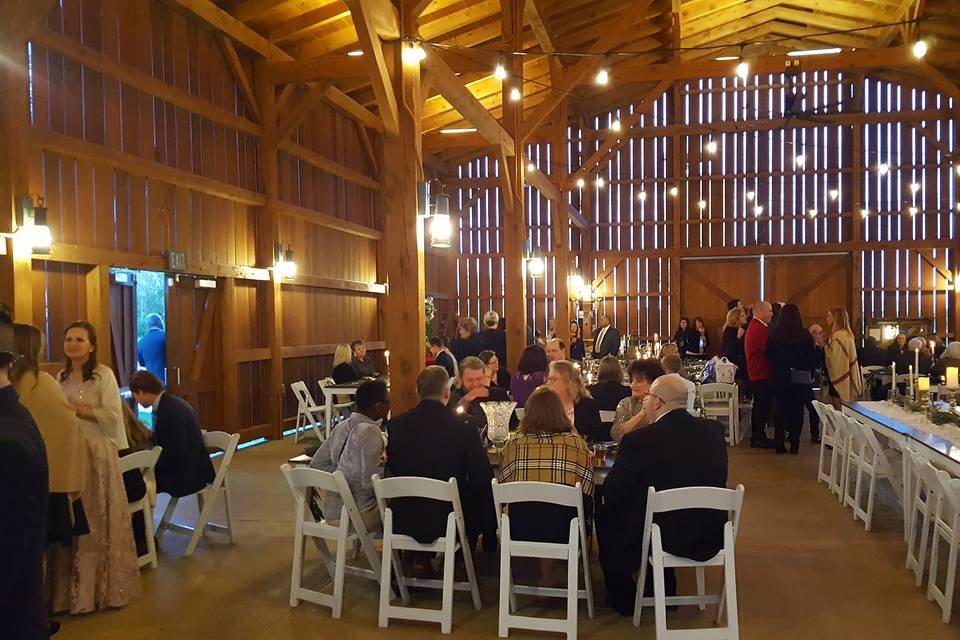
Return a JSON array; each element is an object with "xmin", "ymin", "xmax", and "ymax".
[{"xmin": 60, "ymin": 435, "xmax": 960, "ymax": 640}]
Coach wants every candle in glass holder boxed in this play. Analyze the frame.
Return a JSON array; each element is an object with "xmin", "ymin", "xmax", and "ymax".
[
  {"xmin": 385, "ymin": 350, "xmax": 390, "ymax": 367},
  {"xmin": 915, "ymin": 348, "xmax": 920, "ymax": 375},
  {"xmin": 947, "ymin": 367, "xmax": 960, "ymax": 390},
  {"xmin": 918, "ymin": 377, "xmax": 930, "ymax": 391}
]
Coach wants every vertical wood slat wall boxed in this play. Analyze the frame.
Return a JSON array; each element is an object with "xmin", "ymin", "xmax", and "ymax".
[
  {"xmin": 450, "ymin": 70, "xmax": 958, "ymax": 341},
  {"xmin": 22, "ymin": 0, "xmax": 384, "ymax": 439}
]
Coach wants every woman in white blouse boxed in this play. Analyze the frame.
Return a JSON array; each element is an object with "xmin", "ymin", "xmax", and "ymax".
[{"xmin": 51, "ymin": 321, "xmax": 139, "ymax": 614}]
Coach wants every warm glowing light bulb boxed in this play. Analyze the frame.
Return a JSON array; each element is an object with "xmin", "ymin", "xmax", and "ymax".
[
  {"xmin": 575, "ymin": 177, "xmax": 585, "ymax": 188},
  {"xmin": 595, "ymin": 68, "xmax": 609, "ymax": 85},
  {"xmin": 956, "ymin": 165, "xmax": 960, "ymax": 176},
  {"xmin": 795, "ymin": 155, "xmax": 805, "ymax": 167},
  {"xmin": 908, "ymin": 206, "xmax": 918, "ymax": 216},
  {"xmin": 706, "ymin": 140, "xmax": 718, "ymax": 154},
  {"xmin": 568, "ymin": 274, "xmax": 584, "ymax": 292},
  {"xmin": 754, "ymin": 205, "xmax": 763, "ymax": 216},
  {"xmin": 527, "ymin": 256, "xmax": 545, "ymax": 277},
  {"xmin": 878, "ymin": 163, "xmax": 890, "ymax": 175},
  {"xmin": 401, "ymin": 40, "xmax": 426, "ymax": 65},
  {"xmin": 638, "ymin": 191, "xmax": 647, "ymax": 201},
  {"xmin": 746, "ymin": 190, "xmax": 755, "ymax": 201},
  {"xmin": 829, "ymin": 189, "xmax": 839, "ymax": 200},
  {"xmin": 347, "ymin": 50, "xmax": 364, "ymax": 57},
  {"xmin": 808, "ymin": 209, "xmax": 817, "ymax": 218},
  {"xmin": 861, "ymin": 208, "xmax": 870, "ymax": 217},
  {"xmin": 669, "ymin": 186, "xmax": 679, "ymax": 197},
  {"xmin": 910, "ymin": 182, "xmax": 921, "ymax": 193},
  {"xmin": 595, "ymin": 175, "xmax": 606, "ymax": 188},
  {"xmin": 494, "ymin": 63, "xmax": 507, "ymax": 80},
  {"xmin": 913, "ymin": 40, "xmax": 928, "ymax": 59},
  {"xmin": 735, "ymin": 61, "xmax": 749, "ymax": 80},
  {"xmin": 698, "ymin": 200, "xmax": 707, "ymax": 210},
  {"xmin": 526, "ymin": 162, "xmax": 536, "ymax": 172},
  {"xmin": 509, "ymin": 87, "xmax": 521, "ymax": 101},
  {"xmin": 610, "ymin": 119, "xmax": 621, "ymax": 132}
]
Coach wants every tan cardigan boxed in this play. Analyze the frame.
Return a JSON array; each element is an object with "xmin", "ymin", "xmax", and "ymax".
[
  {"xmin": 15, "ymin": 371, "xmax": 87, "ymax": 494},
  {"xmin": 825, "ymin": 328, "xmax": 863, "ymax": 403}
]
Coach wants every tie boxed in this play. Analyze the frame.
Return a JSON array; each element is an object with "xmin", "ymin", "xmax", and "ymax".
[{"xmin": 597, "ymin": 326, "xmax": 608, "ymax": 352}]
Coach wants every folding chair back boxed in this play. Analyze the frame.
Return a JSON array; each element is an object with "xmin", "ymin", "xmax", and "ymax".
[
  {"xmin": 698, "ymin": 383, "xmax": 739, "ymax": 446},
  {"xmin": 928, "ymin": 470, "xmax": 960, "ymax": 622},
  {"xmin": 119, "ymin": 447, "xmax": 162, "ymax": 569},
  {"xmin": 291, "ymin": 381, "xmax": 324, "ymax": 442}
]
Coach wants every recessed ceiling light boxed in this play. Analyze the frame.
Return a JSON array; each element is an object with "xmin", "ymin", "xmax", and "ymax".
[
  {"xmin": 787, "ymin": 47, "xmax": 841, "ymax": 57},
  {"xmin": 439, "ymin": 127, "xmax": 478, "ymax": 134},
  {"xmin": 347, "ymin": 50, "xmax": 364, "ymax": 57}
]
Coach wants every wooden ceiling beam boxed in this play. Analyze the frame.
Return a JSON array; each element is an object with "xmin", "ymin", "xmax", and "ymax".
[
  {"xmin": 277, "ymin": 139, "xmax": 381, "ymax": 191},
  {"xmin": 230, "ymin": 0, "xmax": 290, "ymax": 23},
  {"xmin": 917, "ymin": 61, "xmax": 960, "ymax": 105},
  {"xmin": 519, "ymin": 0, "xmax": 656, "ymax": 142},
  {"xmin": 263, "ymin": 55, "xmax": 367, "ymax": 83},
  {"xmin": 875, "ymin": 0, "xmax": 919, "ymax": 47},
  {"xmin": 525, "ymin": 0, "xmax": 558, "ymax": 54},
  {"xmin": 267, "ymin": 4, "xmax": 350, "ymax": 43},
  {"xmin": 421, "ymin": 44, "xmax": 515, "ymax": 156},
  {"xmin": 218, "ymin": 36, "xmax": 262, "ymax": 123},
  {"xmin": 276, "ymin": 83, "xmax": 329, "ymax": 141},
  {"xmin": 345, "ymin": 0, "xmax": 399, "ymax": 134}
]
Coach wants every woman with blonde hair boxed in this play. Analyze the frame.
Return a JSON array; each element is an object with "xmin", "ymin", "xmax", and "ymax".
[
  {"xmin": 824, "ymin": 307, "xmax": 862, "ymax": 407},
  {"xmin": 545, "ymin": 360, "xmax": 605, "ymax": 442},
  {"xmin": 331, "ymin": 343, "xmax": 359, "ymax": 384},
  {"xmin": 721, "ymin": 308, "xmax": 747, "ymax": 381}
]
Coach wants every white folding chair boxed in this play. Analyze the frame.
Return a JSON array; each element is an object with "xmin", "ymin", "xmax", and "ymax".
[
  {"xmin": 840, "ymin": 415, "xmax": 902, "ymax": 532},
  {"xmin": 290, "ymin": 381, "xmax": 325, "ymax": 442},
  {"xmin": 904, "ymin": 448, "xmax": 942, "ymax": 588},
  {"xmin": 280, "ymin": 464, "xmax": 398, "ymax": 617},
  {"xmin": 698, "ymin": 383, "xmax": 739, "ymax": 447},
  {"xmin": 156, "ymin": 430, "xmax": 239, "ymax": 556},
  {"xmin": 491, "ymin": 480, "xmax": 594, "ymax": 640},
  {"xmin": 319, "ymin": 377, "xmax": 355, "ymax": 438},
  {"xmin": 118, "ymin": 447, "xmax": 163, "ymax": 569},
  {"xmin": 633, "ymin": 484, "xmax": 746, "ymax": 640},
  {"xmin": 813, "ymin": 402, "xmax": 842, "ymax": 491},
  {"xmin": 372, "ymin": 475, "xmax": 482, "ymax": 634},
  {"xmin": 928, "ymin": 470, "xmax": 960, "ymax": 623}
]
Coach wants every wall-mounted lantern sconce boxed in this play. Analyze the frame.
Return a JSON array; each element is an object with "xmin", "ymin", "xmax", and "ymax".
[{"xmin": 274, "ymin": 243, "xmax": 297, "ymax": 279}]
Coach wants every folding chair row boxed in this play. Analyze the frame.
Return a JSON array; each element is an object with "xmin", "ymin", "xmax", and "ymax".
[
  {"xmin": 290, "ymin": 379, "xmax": 355, "ymax": 442},
  {"xmin": 698, "ymin": 383, "xmax": 741, "ymax": 447}
]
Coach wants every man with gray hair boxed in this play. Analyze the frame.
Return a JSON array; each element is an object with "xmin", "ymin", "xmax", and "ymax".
[
  {"xmin": 598, "ymin": 375, "xmax": 728, "ymax": 616},
  {"xmin": 386, "ymin": 366, "xmax": 494, "ymax": 549},
  {"xmin": 479, "ymin": 309, "xmax": 506, "ymax": 364}
]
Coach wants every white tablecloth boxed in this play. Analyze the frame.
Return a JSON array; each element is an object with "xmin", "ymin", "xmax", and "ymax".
[{"xmin": 857, "ymin": 401, "xmax": 960, "ymax": 450}]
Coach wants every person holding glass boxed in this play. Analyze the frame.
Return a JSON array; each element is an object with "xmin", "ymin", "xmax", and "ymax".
[{"xmin": 610, "ymin": 358, "xmax": 665, "ymax": 442}]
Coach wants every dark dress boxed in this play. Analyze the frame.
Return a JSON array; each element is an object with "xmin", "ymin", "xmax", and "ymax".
[
  {"xmin": 332, "ymin": 362, "xmax": 360, "ymax": 384},
  {"xmin": 574, "ymin": 396, "xmax": 607, "ymax": 442},
  {"xmin": 588, "ymin": 380, "xmax": 631, "ymax": 412},
  {"xmin": 154, "ymin": 393, "xmax": 216, "ymax": 497},
  {"xmin": 685, "ymin": 328, "xmax": 708, "ymax": 357},
  {"xmin": 478, "ymin": 328, "xmax": 507, "ymax": 364},
  {"xmin": 451, "ymin": 334, "xmax": 485, "ymax": 363},
  {"xmin": 598, "ymin": 409, "xmax": 728, "ymax": 615},
  {"xmin": 385, "ymin": 399, "xmax": 495, "ymax": 545},
  {"xmin": 721, "ymin": 326, "xmax": 747, "ymax": 381},
  {"xmin": 766, "ymin": 331, "xmax": 819, "ymax": 449},
  {"xmin": 0, "ymin": 386, "xmax": 49, "ymax": 639}
]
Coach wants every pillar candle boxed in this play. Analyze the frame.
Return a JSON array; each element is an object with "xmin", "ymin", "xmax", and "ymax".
[
  {"xmin": 909, "ymin": 365, "xmax": 914, "ymax": 394},
  {"xmin": 918, "ymin": 377, "xmax": 930, "ymax": 392},
  {"xmin": 947, "ymin": 367, "xmax": 959, "ymax": 390},
  {"xmin": 385, "ymin": 350, "xmax": 390, "ymax": 367},
  {"xmin": 915, "ymin": 348, "xmax": 920, "ymax": 376}
]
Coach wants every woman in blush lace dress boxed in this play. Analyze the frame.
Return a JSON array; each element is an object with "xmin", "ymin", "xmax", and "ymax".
[{"xmin": 50, "ymin": 321, "xmax": 140, "ymax": 614}]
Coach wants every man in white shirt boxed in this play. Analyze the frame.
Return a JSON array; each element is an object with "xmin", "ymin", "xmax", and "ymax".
[
  {"xmin": 660, "ymin": 355, "xmax": 696, "ymax": 412},
  {"xmin": 592, "ymin": 315, "xmax": 621, "ymax": 358}
]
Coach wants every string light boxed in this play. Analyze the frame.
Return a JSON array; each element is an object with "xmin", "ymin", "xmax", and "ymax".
[
  {"xmin": 494, "ymin": 62, "xmax": 507, "ymax": 80},
  {"xmin": 698, "ymin": 200, "xmax": 707, "ymax": 210},
  {"xmin": 595, "ymin": 68, "xmax": 609, "ymax": 85},
  {"xmin": 795, "ymin": 155, "xmax": 805, "ymax": 167},
  {"xmin": 913, "ymin": 40, "xmax": 928, "ymax": 59},
  {"xmin": 638, "ymin": 191, "xmax": 647, "ymax": 201},
  {"xmin": 754, "ymin": 205, "xmax": 763, "ymax": 216},
  {"xmin": 575, "ymin": 177, "xmax": 585, "ymax": 188},
  {"xmin": 829, "ymin": 189, "xmax": 839, "ymax": 200},
  {"xmin": 746, "ymin": 191, "xmax": 755, "ymax": 201},
  {"xmin": 669, "ymin": 186, "xmax": 679, "ymax": 196},
  {"xmin": 910, "ymin": 182, "xmax": 921, "ymax": 193},
  {"xmin": 610, "ymin": 119, "xmax": 621, "ymax": 132},
  {"xmin": 509, "ymin": 87, "xmax": 521, "ymax": 101},
  {"xmin": 878, "ymin": 163, "xmax": 890, "ymax": 175},
  {"xmin": 595, "ymin": 175, "xmax": 606, "ymax": 188},
  {"xmin": 735, "ymin": 60, "xmax": 749, "ymax": 80},
  {"xmin": 705, "ymin": 140, "xmax": 718, "ymax": 154},
  {"xmin": 808, "ymin": 209, "xmax": 817, "ymax": 218},
  {"xmin": 861, "ymin": 208, "xmax": 870, "ymax": 217},
  {"xmin": 526, "ymin": 256, "xmax": 545, "ymax": 277}
]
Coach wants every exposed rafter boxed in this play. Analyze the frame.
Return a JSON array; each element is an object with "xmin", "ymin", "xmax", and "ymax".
[
  {"xmin": 345, "ymin": 0, "xmax": 400, "ymax": 134},
  {"xmin": 218, "ymin": 36, "xmax": 262, "ymax": 123}
]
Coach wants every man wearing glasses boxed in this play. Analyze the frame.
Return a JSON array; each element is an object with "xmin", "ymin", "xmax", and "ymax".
[{"xmin": 597, "ymin": 375, "xmax": 729, "ymax": 616}]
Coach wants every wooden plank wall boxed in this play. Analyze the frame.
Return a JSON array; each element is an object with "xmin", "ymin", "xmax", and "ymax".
[{"xmin": 19, "ymin": 0, "xmax": 384, "ymax": 439}]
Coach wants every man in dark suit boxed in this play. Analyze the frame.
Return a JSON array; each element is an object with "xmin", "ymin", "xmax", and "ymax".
[
  {"xmin": 386, "ymin": 365, "xmax": 494, "ymax": 549},
  {"xmin": 136, "ymin": 312, "xmax": 167, "ymax": 383},
  {"xmin": 478, "ymin": 310, "xmax": 507, "ymax": 364},
  {"xmin": 0, "ymin": 304, "xmax": 50, "ymax": 639},
  {"xmin": 428, "ymin": 337, "xmax": 457, "ymax": 378},
  {"xmin": 448, "ymin": 356, "xmax": 514, "ymax": 432},
  {"xmin": 129, "ymin": 371, "xmax": 215, "ymax": 498},
  {"xmin": 592, "ymin": 315, "xmax": 621, "ymax": 358},
  {"xmin": 599, "ymin": 375, "xmax": 728, "ymax": 616}
]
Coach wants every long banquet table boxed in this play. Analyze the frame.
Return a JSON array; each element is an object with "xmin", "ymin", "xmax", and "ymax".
[{"xmin": 843, "ymin": 401, "xmax": 960, "ymax": 476}]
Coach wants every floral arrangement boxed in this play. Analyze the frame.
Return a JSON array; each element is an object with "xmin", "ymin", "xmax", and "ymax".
[{"xmin": 424, "ymin": 295, "xmax": 435, "ymax": 341}]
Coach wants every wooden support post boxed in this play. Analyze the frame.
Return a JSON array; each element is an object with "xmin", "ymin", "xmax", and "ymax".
[
  {"xmin": 379, "ymin": 1, "xmax": 425, "ymax": 413},
  {"xmin": 500, "ymin": 0, "xmax": 527, "ymax": 371},
  {"xmin": 221, "ymin": 277, "xmax": 240, "ymax": 431},
  {"xmin": 255, "ymin": 61, "xmax": 284, "ymax": 439},
  {"xmin": 553, "ymin": 92, "xmax": 572, "ymax": 349}
]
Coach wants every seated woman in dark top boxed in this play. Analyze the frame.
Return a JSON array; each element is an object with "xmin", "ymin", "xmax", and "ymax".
[
  {"xmin": 332, "ymin": 344, "xmax": 360, "ymax": 384},
  {"xmin": 587, "ymin": 355, "xmax": 630, "ymax": 412},
  {"xmin": 479, "ymin": 349, "xmax": 511, "ymax": 389},
  {"xmin": 510, "ymin": 345, "xmax": 549, "ymax": 407},
  {"xmin": 546, "ymin": 360, "xmax": 605, "ymax": 442}
]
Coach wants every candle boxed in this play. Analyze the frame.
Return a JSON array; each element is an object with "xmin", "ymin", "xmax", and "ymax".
[
  {"xmin": 385, "ymin": 350, "xmax": 390, "ymax": 366},
  {"xmin": 918, "ymin": 377, "xmax": 930, "ymax": 391},
  {"xmin": 587, "ymin": 372, "xmax": 594, "ymax": 385},
  {"xmin": 915, "ymin": 348, "xmax": 920, "ymax": 375},
  {"xmin": 930, "ymin": 340, "xmax": 936, "ymax": 353},
  {"xmin": 909, "ymin": 365, "xmax": 914, "ymax": 396},
  {"xmin": 948, "ymin": 367, "xmax": 959, "ymax": 390}
]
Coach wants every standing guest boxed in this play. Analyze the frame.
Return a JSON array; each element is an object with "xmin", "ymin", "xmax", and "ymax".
[
  {"xmin": 129, "ymin": 372, "xmax": 215, "ymax": 499},
  {"xmin": 766, "ymin": 304, "xmax": 819, "ymax": 454},
  {"xmin": 0, "ymin": 305, "xmax": 50, "ymax": 640},
  {"xmin": 546, "ymin": 360, "xmax": 605, "ymax": 442},
  {"xmin": 611, "ymin": 359, "xmax": 665, "ymax": 442},
  {"xmin": 859, "ymin": 336, "xmax": 887, "ymax": 367},
  {"xmin": 478, "ymin": 311, "xmax": 507, "ymax": 364},
  {"xmin": 588, "ymin": 356, "xmax": 631, "ymax": 412},
  {"xmin": 332, "ymin": 344, "xmax": 360, "ymax": 384},
  {"xmin": 672, "ymin": 318, "xmax": 691, "ymax": 357},
  {"xmin": 310, "ymin": 380, "xmax": 390, "ymax": 532},
  {"xmin": 727, "ymin": 299, "xmax": 743, "ymax": 311},
  {"xmin": 721, "ymin": 308, "xmax": 747, "ymax": 381},
  {"xmin": 931, "ymin": 342, "xmax": 960, "ymax": 384},
  {"xmin": 824, "ymin": 307, "xmax": 862, "ymax": 408},
  {"xmin": 136, "ymin": 313, "xmax": 166, "ymax": 383},
  {"xmin": 660, "ymin": 355, "xmax": 696, "ymax": 412},
  {"xmin": 686, "ymin": 316, "xmax": 709, "ymax": 358},
  {"xmin": 745, "ymin": 302, "xmax": 776, "ymax": 449},
  {"xmin": 54, "ymin": 321, "xmax": 140, "ymax": 614},
  {"xmin": 599, "ymin": 376, "xmax": 728, "ymax": 616},
  {"xmin": 886, "ymin": 333, "xmax": 908, "ymax": 365},
  {"xmin": 451, "ymin": 318, "xmax": 484, "ymax": 363},
  {"xmin": 429, "ymin": 337, "xmax": 458, "ymax": 379},
  {"xmin": 449, "ymin": 356, "xmax": 512, "ymax": 432},
  {"xmin": 350, "ymin": 340, "xmax": 377, "ymax": 378},
  {"xmin": 806, "ymin": 324, "xmax": 826, "ymax": 442},
  {"xmin": 769, "ymin": 302, "xmax": 783, "ymax": 331},
  {"xmin": 10, "ymin": 324, "xmax": 87, "ymax": 548},
  {"xmin": 499, "ymin": 387, "xmax": 594, "ymax": 544},
  {"xmin": 545, "ymin": 338, "xmax": 567, "ymax": 363},
  {"xmin": 592, "ymin": 315, "xmax": 621, "ymax": 358},
  {"xmin": 569, "ymin": 320, "xmax": 586, "ymax": 361},
  {"xmin": 510, "ymin": 345, "xmax": 549, "ymax": 408},
  {"xmin": 479, "ymin": 349, "xmax": 511, "ymax": 389},
  {"xmin": 386, "ymin": 366, "xmax": 494, "ymax": 549}
]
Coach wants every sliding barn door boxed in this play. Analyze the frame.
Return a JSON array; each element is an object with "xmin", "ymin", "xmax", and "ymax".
[
  {"xmin": 680, "ymin": 258, "xmax": 761, "ymax": 355},
  {"xmin": 765, "ymin": 254, "xmax": 852, "ymax": 326},
  {"xmin": 109, "ymin": 272, "xmax": 137, "ymax": 387}
]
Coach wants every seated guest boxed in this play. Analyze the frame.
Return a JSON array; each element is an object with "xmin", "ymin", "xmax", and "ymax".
[
  {"xmin": 546, "ymin": 360, "xmax": 605, "ymax": 442},
  {"xmin": 932, "ymin": 342, "xmax": 960, "ymax": 383},
  {"xmin": 350, "ymin": 340, "xmax": 377, "ymax": 378},
  {"xmin": 859, "ymin": 336, "xmax": 888, "ymax": 367},
  {"xmin": 386, "ymin": 366, "xmax": 494, "ymax": 548},
  {"xmin": 129, "ymin": 371, "xmax": 215, "ymax": 499},
  {"xmin": 599, "ymin": 375, "xmax": 728, "ymax": 616},
  {"xmin": 886, "ymin": 333, "xmax": 908, "ymax": 364},
  {"xmin": 658, "ymin": 342, "xmax": 680, "ymax": 359},
  {"xmin": 428, "ymin": 337, "xmax": 458, "ymax": 379},
  {"xmin": 611, "ymin": 359, "xmax": 665, "ymax": 442},
  {"xmin": 449, "ymin": 356, "xmax": 512, "ymax": 432},
  {"xmin": 588, "ymin": 355, "xmax": 631, "ymax": 412},
  {"xmin": 894, "ymin": 337, "xmax": 932, "ymax": 376},
  {"xmin": 499, "ymin": 387, "xmax": 594, "ymax": 543},
  {"xmin": 332, "ymin": 344, "xmax": 360, "ymax": 384},
  {"xmin": 479, "ymin": 349, "xmax": 510, "ymax": 389},
  {"xmin": 478, "ymin": 311, "xmax": 507, "ymax": 364},
  {"xmin": 310, "ymin": 380, "xmax": 390, "ymax": 532},
  {"xmin": 511, "ymin": 345, "xmax": 549, "ymax": 408},
  {"xmin": 546, "ymin": 338, "xmax": 566, "ymax": 363},
  {"xmin": 451, "ymin": 318, "xmax": 484, "ymax": 363},
  {"xmin": 660, "ymin": 355, "xmax": 696, "ymax": 412}
]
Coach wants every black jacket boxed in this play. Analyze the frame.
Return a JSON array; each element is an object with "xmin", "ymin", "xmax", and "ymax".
[
  {"xmin": 570, "ymin": 337, "xmax": 586, "ymax": 361},
  {"xmin": 574, "ymin": 396, "xmax": 607, "ymax": 443},
  {"xmin": 588, "ymin": 381, "xmax": 630, "ymax": 413},
  {"xmin": 602, "ymin": 409, "xmax": 728, "ymax": 563},
  {"xmin": 385, "ymin": 399, "xmax": 494, "ymax": 543},
  {"xmin": 592, "ymin": 325, "xmax": 621, "ymax": 358},
  {"xmin": 448, "ymin": 384, "xmax": 514, "ymax": 432},
  {"xmin": 332, "ymin": 362, "xmax": 359, "ymax": 384},
  {"xmin": 0, "ymin": 386, "xmax": 48, "ymax": 640},
  {"xmin": 434, "ymin": 350, "xmax": 456, "ymax": 378},
  {"xmin": 478, "ymin": 328, "xmax": 507, "ymax": 364},
  {"xmin": 451, "ymin": 334, "xmax": 484, "ymax": 363},
  {"xmin": 766, "ymin": 330, "xmax": 819, "ymax": 396},
  {"xmin": 154, "ymin": 393, "xmax": 216, "ymax": 498}
]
